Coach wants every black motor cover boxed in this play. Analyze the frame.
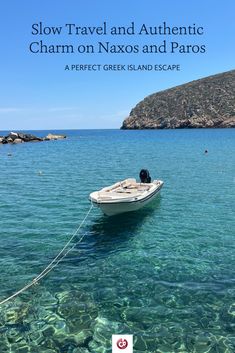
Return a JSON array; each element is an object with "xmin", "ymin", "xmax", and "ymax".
[{"xmin": 139, "ymin": 169, "xmax": 151, "ymax": 183}]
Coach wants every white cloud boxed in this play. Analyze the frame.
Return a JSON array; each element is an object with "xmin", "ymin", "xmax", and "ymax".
[{"xmin": 0, "ymin": 108, "xmax": 23, "ymax": 113}]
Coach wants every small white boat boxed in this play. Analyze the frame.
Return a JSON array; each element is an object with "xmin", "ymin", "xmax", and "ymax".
[{"xmin": 89, "ymin": 170, "xmax": 163, "ymax": 216}]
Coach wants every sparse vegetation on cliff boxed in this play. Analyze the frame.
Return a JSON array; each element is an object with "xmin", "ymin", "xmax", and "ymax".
[{"xmin": 121, "ymin": 70, "xmax": 235, "ymax": 129}]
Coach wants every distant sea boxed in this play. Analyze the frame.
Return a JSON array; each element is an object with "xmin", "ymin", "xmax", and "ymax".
[{"xmin": 0, "ymin": 129, "xmax": 234, "ymax": 353}]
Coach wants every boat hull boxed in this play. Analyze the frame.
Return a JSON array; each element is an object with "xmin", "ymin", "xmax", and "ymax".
[{"xmin": 90, "ymin": 181, "xmax": 163, "ymax": 216}]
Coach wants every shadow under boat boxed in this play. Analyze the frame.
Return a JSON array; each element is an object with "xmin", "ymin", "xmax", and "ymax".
[{"xmin": 65, "ymin": 196, "xmax": 162, "ymax": 265}]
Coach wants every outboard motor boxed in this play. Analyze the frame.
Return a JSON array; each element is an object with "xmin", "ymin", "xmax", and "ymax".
[{"xmin": 139, "ymin": 169, "xmax": 151, "ymax": 183}]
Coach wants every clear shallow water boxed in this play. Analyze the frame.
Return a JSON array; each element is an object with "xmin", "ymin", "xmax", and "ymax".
[{"xmin": 0, "ymin": 129, "xmax": 234, "ymax": 353}]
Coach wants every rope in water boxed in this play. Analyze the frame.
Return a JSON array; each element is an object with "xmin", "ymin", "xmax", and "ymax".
[{"xmin": 0, "ymin": 204, "xmax": 94, "ymax": 306}]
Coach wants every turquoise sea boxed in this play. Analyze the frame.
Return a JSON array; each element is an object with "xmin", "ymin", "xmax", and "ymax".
[{"xmin": 0, "ymin": 129, "xmax": 234, "ymax": 353}]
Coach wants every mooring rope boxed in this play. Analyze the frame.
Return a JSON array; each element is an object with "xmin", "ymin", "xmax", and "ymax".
[{"xmin": 0, "ymin": 204, "xmax": 94, "ymax": 306}]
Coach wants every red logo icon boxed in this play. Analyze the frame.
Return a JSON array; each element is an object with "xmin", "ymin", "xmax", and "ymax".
[{"xmin": 116, "ymin": 338, "xmax": 128, "ymax": 349}]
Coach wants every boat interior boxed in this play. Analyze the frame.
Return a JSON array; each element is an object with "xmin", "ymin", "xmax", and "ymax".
[{"xmin": 98, "ymin": 178, "xmax": 153, "ymax": 198}]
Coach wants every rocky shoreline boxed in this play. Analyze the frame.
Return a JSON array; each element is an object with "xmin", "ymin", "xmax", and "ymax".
[
  {"xmin": 121, "ymin": 69, "xmax": 235, "ymax": 129},
  {"xmin": 0, "ymin": 132, "xmax": 66, "ymax": 144}
]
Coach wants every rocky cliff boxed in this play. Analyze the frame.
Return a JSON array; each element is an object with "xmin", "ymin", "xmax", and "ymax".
[{"xmin": 121, "ymin": 70, "xmax": 235, "ymax": 129}]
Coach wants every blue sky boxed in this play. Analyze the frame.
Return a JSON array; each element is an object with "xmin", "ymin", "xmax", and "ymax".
[{"xmin": 0, "ymin": 0, "xmax": 234, "ymax": 130}]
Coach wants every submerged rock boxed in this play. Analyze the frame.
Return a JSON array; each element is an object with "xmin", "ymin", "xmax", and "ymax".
[
  {"xmin": 72, "ymin": 348, "xmax": 90, "ymax": 353},
  {"xmin": 3, "ymin": 303, "xmax": 30, "ymax": 325}
]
